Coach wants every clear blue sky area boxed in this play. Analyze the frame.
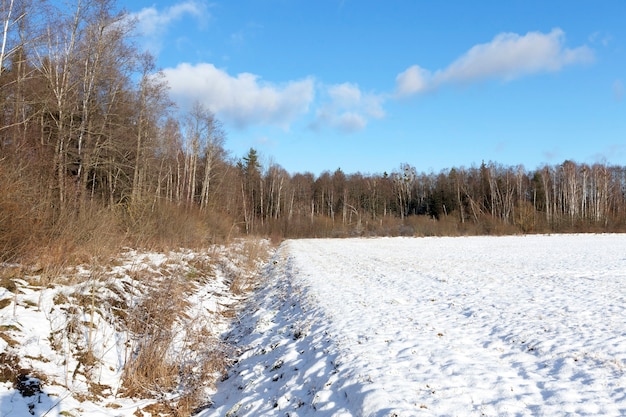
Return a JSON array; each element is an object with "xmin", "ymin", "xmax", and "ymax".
[{"xmin": 124, "ymin": 0, "xmax": 626, "ymax": 175}]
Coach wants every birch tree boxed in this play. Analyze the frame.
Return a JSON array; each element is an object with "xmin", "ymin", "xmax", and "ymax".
[{"xmin": 0, "ymin": 0, "xmax": 26, "ymax": 75}]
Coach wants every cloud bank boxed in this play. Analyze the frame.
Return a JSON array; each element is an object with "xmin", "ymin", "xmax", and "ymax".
[
  {"xmin": 162, "ymin": 63, "xmax": 315, "ymax": 128},
  {"xmin": 396, "ymin": 28, "xmax": 593, "ymax": 97},
  {"xmin": 163, "ymin": 65, "xmax": 383, "ymax": 133}
]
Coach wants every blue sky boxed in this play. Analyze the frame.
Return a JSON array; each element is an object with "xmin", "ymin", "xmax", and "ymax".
[{"xmin": 124, "ymin": 0, "xmax": 625, "ymax": 175}]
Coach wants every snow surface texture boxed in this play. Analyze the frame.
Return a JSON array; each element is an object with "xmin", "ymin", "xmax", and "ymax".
[
  {"xmin": 0, "ymin": 242, "xmax": 270, "ymax": 417},
  {"xmin": 204, "ymin": 234, "xmax": 626, "ymax": 417}
]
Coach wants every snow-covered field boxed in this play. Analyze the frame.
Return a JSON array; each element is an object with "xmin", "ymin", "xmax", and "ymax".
[{"xmin": 204, "ymin": 234, "xmax": 626, "ymax": 417}]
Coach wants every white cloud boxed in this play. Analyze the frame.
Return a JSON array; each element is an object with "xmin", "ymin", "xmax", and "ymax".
[
  {"xmin": 328, "ymin": 83, "xmax": 362, "ymax": 107},
  {"xmin": 162, "ymin": 63, "xmax": 315, "ymax": 129},
  {"xmin": 395, "ymin": 28, "xmax": 594, "ymax": 97},
  {"xmin": 129, "ymin": 1, "xmax": 209, "ymax": 54},
  {"xmin": 395, "ymin": 65, "xmax": 431, "ymax": 97},
  {"xmin": 133, "ymin": 1, "xmax": 207, "ymax": 35},
  {"xmin": 335, "ymin": 112, "xmax": 367, "ymax": 133},
  {"xmin": 312, "ymin": 82, "xmax": 385, "ymax": 133}
]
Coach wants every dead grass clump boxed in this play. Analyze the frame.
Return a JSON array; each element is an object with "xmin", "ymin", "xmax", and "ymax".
[
  {"xmin": 103, "ymin": 290, "xmax": 129, "ymax": 322},
  {"xmin": 52, "ymin": 292, "xmax": 70, "ymax": 305},
  {"xmin": 229, "ymin": 271, "xmax": 256, "ymax": 296},
  {"xmin": 0, "ymin": 352, "xmax": 20, "ymax": 383},
  {"xmin": 220, "ymin": 307, "xmax": 237, "ymax": 319},
  {"xmin": 122, "ymin": 279, "xmax": 189, "ymax": 397},
  {"xmin": 120, "ymin": 250, "xmax": 247, "ymax": 416},
  {"xmin": 187, "ymin": 258, "xmax": 215, "ymax": 282},
  {"xmin": 241, "ymin": 239, "xmax": 270, "ymax": 269},
  {"xmin": 0, "ymin": 265, "xmax": 23, "ymax": 280},
  {"xmin": 0, "ymin": 331, "xmax": 19, "ymax": 348},
  {"xmin": 123, "ymin": 345, "xmax": 178, "ymax": 397},
  {"xmin": 138, "ymin": 402, "xmax": 179, "ymax": 417},
  {"xmin": 71, "ymin": 347, "xmax": 102, "ymax": 387},
  {"xmin": 175, "ymin": 334, "xmax": 233, "ymax": 416},
  {"xmin": 0, "ymin": 276, "xmax": 18, "ymax": 292},
  {"xmin": 76, "ymin": 349, "xmax": 99, "ymax": 369},
  {"xmin": 87, "ymin": 382, "xmax": 113, "ymax": 400},
  {"xmin": 0, "ymin": 298, "xmax": 11, "ymax": 309}
]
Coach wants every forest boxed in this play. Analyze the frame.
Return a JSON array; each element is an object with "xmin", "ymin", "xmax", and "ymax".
[{"xmin": 2, "ymin": 0, "xmax": 626, "ymax": 265}]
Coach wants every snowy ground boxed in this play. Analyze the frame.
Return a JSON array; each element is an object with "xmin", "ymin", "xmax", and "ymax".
[
  {"xmin": 204, "ymin": 234, "xmax": 626, "ymax": 417},
  {"xmin": 0, "ymin": 240, "xmax": 271, "ymax": 417}
]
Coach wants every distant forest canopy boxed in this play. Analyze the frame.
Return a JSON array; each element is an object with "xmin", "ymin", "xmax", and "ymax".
[{"xmin": 1, "ymin": 0, "xmax": 625, "ymax": 263}]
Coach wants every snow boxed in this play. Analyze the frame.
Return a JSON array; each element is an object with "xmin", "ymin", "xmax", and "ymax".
[
  {"xmin": 203, "ymin": 234, "xmax": 626, "ymax": 417},
  {"xmin": 0, "ymin": 242, "xmax": 270, "ymax": 417},
  {"xmin": 3, "ymin": 234, "xmax": 626, "ymax": 416}
]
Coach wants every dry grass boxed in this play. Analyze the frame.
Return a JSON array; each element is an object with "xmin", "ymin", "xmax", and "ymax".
[
  {"xmin": 0, "ymin": 161, "xmax": 120, "ymax": 271},
  {"xmin": 118, "ymin": 240, "xmax": 271, "ymax": 415},
  {"xmin": 122, "ymin": 201, "xmax": 236, "ymax": 252},
  {"xmin": 175, "ymin": 328, "xmax": 233, "ymax": 415},
  {"xmin": 0, "ymin": 352, "xmax": 21, "ymax": 383},
  {"xmin": 0, "ymin": 298, "xmax": 11, "ymax": 309},
  {"xmin": 223, "ymin": 239, "xmax": 270, "ymax": 296},
  {"xmin": 0, "ymin": 161, "xmax": 237, "ymax": 283},
  {"xmin": 0, "ymin": 163, "xmax": 48, "ymax": 263},
  {"xmin": 0, "ymin": 276, "xmax": 18, "ymax": 293},
  {"xmin": 122, "ymin": 278, "xmax": 188, "ymax": 397},
  {"xmin": 0, "ymin": 349, "xmax": 46, "ymax": 407}
]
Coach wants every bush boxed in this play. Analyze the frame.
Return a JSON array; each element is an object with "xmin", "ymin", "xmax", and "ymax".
[{"xmin": 122, "ymin": 201, "xmax": 236, "ymax": 251}]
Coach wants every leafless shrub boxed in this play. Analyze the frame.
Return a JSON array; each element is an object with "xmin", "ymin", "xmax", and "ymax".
[{"xmin": 123, "ymin": 202, "xmax": 236, "ymax": 252}]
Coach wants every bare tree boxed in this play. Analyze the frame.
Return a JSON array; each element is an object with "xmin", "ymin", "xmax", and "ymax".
[
  {"xmin": 131, "ymin": 53, "xmax": 171, "ymax": 205},
  {"xmin": 33, "ymin": 0, "xmax": 83, "ymax": 210},
  {"xmin": 190, "ymin": 103, "xmax": 226, "ymax": 211},
  {"xmin": 392, "ymin": 163, "xmax": 416, "ymax": 219}
]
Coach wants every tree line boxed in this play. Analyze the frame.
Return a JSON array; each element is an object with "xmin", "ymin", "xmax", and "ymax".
[
  {"xmin": 233, "ymin": 157, "xmax": 626, "ymax": 236},
  {"xmin": 1, "ymin": 0, "xmax": 626, "ymax": 263}
]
